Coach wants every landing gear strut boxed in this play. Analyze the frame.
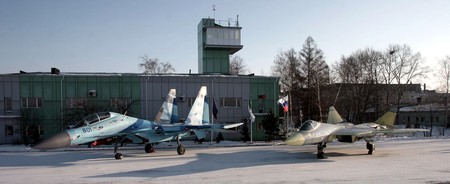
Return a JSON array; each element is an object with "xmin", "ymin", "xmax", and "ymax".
[
  {"xmin": 113, "ymin": 136, "xmax": 129, "ymax": 160},
  {"xmin": 366, "ymin": 142, "xmax": 375, "ymax": 155},
  {"xmin": 176, "ymin": 135, "xmax": 185, "ymax": 155},
  {"xmin": 317, "ymin": 143, "xmax": 326, "ymax": 159},
  {"xmin": 145, "ymin": 144, "xmax": 155, "ymax": 153},
  {"xmin": 114, "ymin": 143, "xmax": 123, "ymax": 160}
]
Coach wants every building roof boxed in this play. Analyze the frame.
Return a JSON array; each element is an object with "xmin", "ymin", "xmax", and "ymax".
[{"xmin": 1, "ymin": 71, "xmax": 278, "ymax": 79}]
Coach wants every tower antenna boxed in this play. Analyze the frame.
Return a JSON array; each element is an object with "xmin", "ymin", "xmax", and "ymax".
[{"xmin": 212, "ymin": 5, "xmax": 216, "ymax": 18}]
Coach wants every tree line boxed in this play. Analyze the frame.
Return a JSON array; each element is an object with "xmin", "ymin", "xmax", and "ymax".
[{"xmin": 270, "ymin": 36, "xmax": 448, "ymax": 126}]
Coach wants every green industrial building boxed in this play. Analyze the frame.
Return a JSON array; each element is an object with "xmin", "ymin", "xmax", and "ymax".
[{"xmin": 0, "ymin": 18, "xmax": 279, "ymax": 144}]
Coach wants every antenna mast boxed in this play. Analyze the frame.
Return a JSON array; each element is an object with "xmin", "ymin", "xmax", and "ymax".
[{"xmin": 212, "ymin": 5, "xmax": 216, "ymax": 18}]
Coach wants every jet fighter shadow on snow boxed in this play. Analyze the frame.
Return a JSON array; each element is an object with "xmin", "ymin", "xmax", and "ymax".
[
  {"xmin": 285, "ymin": 106, "xmax": 429, "ymax": 159},
  {"xmin": 87, "ymin": 148, "xmax": 333, "ymax": 179},
  {"xmin": 34, "ymin": 86, "xmax": 243, "ymax": 160}
]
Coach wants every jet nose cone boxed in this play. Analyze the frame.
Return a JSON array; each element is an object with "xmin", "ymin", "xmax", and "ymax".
[
  {"xmin": 285, "ymin": 133, "xmax": 305, "ymax": 146},
  {"xmin": 34, "ymin": 132, "xmax": 71, "ymax": 149}
]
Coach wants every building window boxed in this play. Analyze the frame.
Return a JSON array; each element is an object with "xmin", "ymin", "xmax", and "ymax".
[
  {"xmin": 111, "ymin": 98, "xmax": 131, "ymax": 108},
  {"xmin": 66, "ymin": 98, "xmax": 87, "ymax": 108},
  {"xmin": 4, "ymin": 97, "xmax": 12, "ymax": 112},
  {"xmin": 5, "ymin": 125, "xmax": 13, "ymax": 136},
  {"xmin": 257, "ymin": 122, "xmax": 263, "ymax": 131},
  {"xmin": 220, "ymin": 97, "xmax": 241, "ymax": 108},
  {"xmin": 24, "ymin": 125, "xmax": 43, "ymax": 136},
  {"xmin": 21, "ymin": 97, "xmax": 42, "ymax": 108},
  {"xmin": 187, "ymin": 97, "xmax": 210, "ymax": 107}
]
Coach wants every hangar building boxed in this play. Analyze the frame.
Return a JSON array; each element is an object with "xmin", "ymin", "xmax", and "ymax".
[{"xmin": 0, "ymin": 18, "xmax": 280, "ymax": 144}]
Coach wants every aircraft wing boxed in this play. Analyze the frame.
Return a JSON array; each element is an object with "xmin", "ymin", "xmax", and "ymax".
[
  {"xmin": 87, "ymin": 127, "xmax": 154, "ymax": 140},
  {"xmin": 184, "ymin": 123, "xmax": 243, "ymax": 130},
  {"xmin": 332, "ymin": 127, "xmax": 428, "ymax": 137},
  {"xmin": 332, "ymin": 127, "xmax": 375, "ymax": 137}
]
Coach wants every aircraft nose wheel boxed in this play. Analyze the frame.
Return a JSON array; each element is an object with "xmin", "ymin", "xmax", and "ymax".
[
  {"xmin": 177, "ymin": 144, "xmax": 186, "ymax": 155},
  {"xmin": 317, "ymin": 144, "xmax": 326, "ymax": 159},
  {"xmin": 114, "ymin": 143, "xmax": 124, "ymax": 159},
  {"xmin": 366, "ymin": 142, "xmax": 375, "ymax": 155}
]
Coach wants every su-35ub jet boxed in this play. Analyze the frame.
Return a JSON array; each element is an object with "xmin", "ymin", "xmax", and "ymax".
[
  {"xmin": 285, "ymin": 106, "xmax": 428, "ymax": 159},
  {"xmin": 35, "ymin": 86, "xmax": 242, "ymax": 159}
]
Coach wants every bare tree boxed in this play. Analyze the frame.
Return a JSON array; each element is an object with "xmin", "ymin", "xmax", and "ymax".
[
  {"xmin": 271, "ymin": 48, "xmax": 303, "ymax": 92},
  {"xmin": 229, "ymin": 55, "xmax": 249, "ymax": 75},
  {"xmin": 389, "ymin": 44, "xmax": 430, "ymax": 124},
  {"xmin": 436, "ymin": 56, "xmax": 450, "ymax": 134},
  {"xmin": 332, "ymin": 49, "xmax": 383, "ymax": 123},
  {"xmin": 159, "ymin": 62, "xmax": 175, "ymax": 73},
  {"xmin": 138, "ymin": 55, "xmax": 175, "ymax": 74},
  {"xmin": 380, "ymin": 46, "xmax": 398, "ymax": 112},
  {"xmin": 271, "ymin": 48, "xmax": 303, "ymax": 126}
]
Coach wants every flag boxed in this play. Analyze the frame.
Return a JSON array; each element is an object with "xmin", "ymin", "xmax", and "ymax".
[
  {"xmin": 278, "ymin": 95, "xmax": 289, "ymax": 112},
  {"xmin": 248, "ymin": 105, "xmax": 255, "ymax": 123},
  {"xmin": 213, "ymin": 99, "xmax": 218, "ymax": 119}
]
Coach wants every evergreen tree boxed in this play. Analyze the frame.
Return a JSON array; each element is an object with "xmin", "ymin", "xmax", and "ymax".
[
  {"xmin": 262, "ymin": 111, "xmax": 279, "ymax": 142},
  {"xmin": 240, "ymin": 123, "xmax": 251, "ymax": 142},
  {"xmin": 215, "ymin": 132, "xmax": 224, "ymax": 143},
  {"xmin": 299, "ymin": 36, "xmax": 330, "ymax": 121}
]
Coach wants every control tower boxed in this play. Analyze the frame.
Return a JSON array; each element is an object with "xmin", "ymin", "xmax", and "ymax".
[{"xmin": 198, "ymin": 17, "xmax": 243, "ymax": 74}]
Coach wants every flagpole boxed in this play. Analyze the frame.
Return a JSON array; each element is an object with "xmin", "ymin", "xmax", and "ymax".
[
  {"xmin": 250, "ymin": 119, "xmax": 253, "ymax": 143},
  {"xmin": 211, "ymin": 77, "xmax": 216, "ymax": 143},
  {"xmin": 248, "ymin": 99, "xmax": 255, "ymax": 144}
]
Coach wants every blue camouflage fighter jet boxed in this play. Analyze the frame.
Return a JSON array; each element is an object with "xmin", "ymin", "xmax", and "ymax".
[{"xmin": 34, "ymin": 86, "xmax": 242, "ymax": 159}]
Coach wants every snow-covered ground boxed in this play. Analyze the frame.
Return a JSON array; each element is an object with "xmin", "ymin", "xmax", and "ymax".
[{"xmin": 0, "ymin": 136, "xmax": 450, "ymax": 184}]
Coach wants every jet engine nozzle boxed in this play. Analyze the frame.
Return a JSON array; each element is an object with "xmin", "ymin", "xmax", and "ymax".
[{"xmin": 34, "ymin": 132, "xmax": 71, "ymax": 149}]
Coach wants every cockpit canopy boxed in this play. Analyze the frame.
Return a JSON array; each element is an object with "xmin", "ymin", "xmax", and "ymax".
[
  {"xmin": 299, "ymin": 120, "xmax": 319, "ymax": 131},
  {"xmin": 70, "ymin": 112, "xmax": 112, "ymax": 129}
]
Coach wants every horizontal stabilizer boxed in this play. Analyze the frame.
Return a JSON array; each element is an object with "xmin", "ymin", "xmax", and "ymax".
[
  {"xmin": 193, "ymin": 130, "xmax": 207, "ymax": 139},
  {"xmin": 377, "ymin": 128, "xmax": 429, "ymax": 134},
  {"xmin": 224, "ymin": 123, "xmax": 244, "ymax": 129}
]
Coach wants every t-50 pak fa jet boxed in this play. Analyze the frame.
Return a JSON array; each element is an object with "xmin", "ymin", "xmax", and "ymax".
[
  {"xmin": 285, "ymin": 106, "xmax": 428, "ymax": 159},
  {"xmin": 34, "ymin": 86, "xmax": 242, "ymax": 159}
]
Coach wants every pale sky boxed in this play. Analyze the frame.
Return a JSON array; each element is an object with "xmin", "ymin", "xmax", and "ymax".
[{"xmin": 1, "ymin": 0, "xmax": 449, "ymax": 90}]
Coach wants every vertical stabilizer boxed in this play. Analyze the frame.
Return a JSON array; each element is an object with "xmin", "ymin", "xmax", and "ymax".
[
  {"xmin": 185, "ymin": 86, "xmax": 207, "ymax": 125},
  {"xmin": 327, "ymin": 106, "xmax": 344, "ymax": 124},
  {"xmin": 155, "ymin": 89, "xmax": 177, "ymax": 124},
  {"xmin": 375, "ymin": 111, "xmax": 396, "ymax": 127}
]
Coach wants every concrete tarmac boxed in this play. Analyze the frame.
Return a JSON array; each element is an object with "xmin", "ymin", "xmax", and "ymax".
[{"xmin": 0, "ymin": 139, "xmax": 449, "ymax": 184}]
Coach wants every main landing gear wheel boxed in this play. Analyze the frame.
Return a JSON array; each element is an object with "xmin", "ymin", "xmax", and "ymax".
[
  {"xmin": 317, "ymin": 144, "xmax": 326, "ymax": 159},
  {"xmin": 366, "ymin": 142, "xmax": 375, "ymax": 155},
  {"xmin": 145, "ymin": 144, "xmax": 155, "ymax": 153},
  {"xmin": 177, "ymin": 144, "xmax": 186, "ymax": 155}
]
